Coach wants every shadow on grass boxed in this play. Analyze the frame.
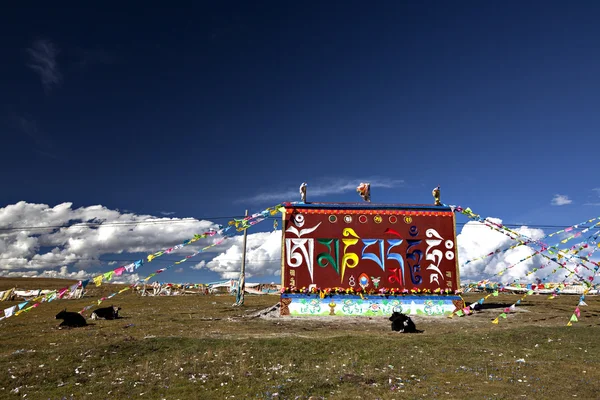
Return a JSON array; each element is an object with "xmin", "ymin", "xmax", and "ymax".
[
  {"xmin": 466, "ymin": 302, "xmax": 524, "ymax": 310},
  {"xmin": 56, "ymin": 323, "xmax": 97, "ymax": 330}
]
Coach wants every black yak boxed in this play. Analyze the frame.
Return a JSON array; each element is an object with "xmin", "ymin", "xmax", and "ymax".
[
  {"xmin": 91, "ymin": 305, "xmax": 121, "ymax": 320},
  {"xmin": 56, "ymin": 309, "xmax": 87, "ymax": 328},
  {"xmin": 389, "ymin": 312, "xmax": 422, "ymax": 333}
]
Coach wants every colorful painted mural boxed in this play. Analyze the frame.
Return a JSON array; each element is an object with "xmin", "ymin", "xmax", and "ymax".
[
  {"xmin": 281, "ymin": 203, "xmax": 460, "ymax": 294},
  {"xmin": 280, "ymin": 294, "xmax": 462, "ymax": 317}
]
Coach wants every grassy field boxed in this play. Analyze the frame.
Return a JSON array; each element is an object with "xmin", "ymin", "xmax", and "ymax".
[{"xmin": 1, "ymin": 278, "xmax": 599, "ymax": 399}]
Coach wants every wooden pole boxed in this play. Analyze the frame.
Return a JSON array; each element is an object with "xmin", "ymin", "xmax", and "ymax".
[{"xmin": 234, "ymin": 209, "xmax": 248, "ymax": 306}]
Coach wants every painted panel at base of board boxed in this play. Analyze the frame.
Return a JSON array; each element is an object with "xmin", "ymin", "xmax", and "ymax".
[{"xmin": 279, "ymin": 294, "xmax": 463, "ymax": 317}]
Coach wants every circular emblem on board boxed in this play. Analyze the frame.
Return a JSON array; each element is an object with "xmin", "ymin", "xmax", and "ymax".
[
  {"xmin": 328, "ymin": 215, "xmax": 337, "ymax": 223},
  {"xmin": 293, "ymin": 213, "xmax": 305, "ymax": 227},
  {"xmin": 445, "ymin": 240, "xmax": 455, "ymax": 259},
  {"xmin": 344, "ymin": 215, "xmax": 352, "ymax": 223},
  {"xmin": 373, "ymin": 215, "xmax": 382, "ymax": 224},
  {"xmin": 358, "ymin": 215, "xmax": 367, "ymax": 223},
  {"xmin": 404, "ymin": 216, "xmax": 413, "ymax": 224},
  {"xmin": 389, "ymin": 215, "xmax": 398, "ymax": 224}
]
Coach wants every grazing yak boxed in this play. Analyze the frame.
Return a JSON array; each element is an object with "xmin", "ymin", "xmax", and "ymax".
[
  {"xmin": 389, "ymin": 312, "xmax": 422, "ymax": 333},
  {"xmin": 91, "ymin": 305, "xmax": 121, "ymax": 320},
  {"xmin": 56, "ymin": 309, "xmax": 87, "ymax": 328}
]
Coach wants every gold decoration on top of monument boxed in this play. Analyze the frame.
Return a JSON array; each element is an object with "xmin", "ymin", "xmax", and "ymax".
[{"xmin": 432, "ymin": 185, "xmax": 441, "ymax": 206}]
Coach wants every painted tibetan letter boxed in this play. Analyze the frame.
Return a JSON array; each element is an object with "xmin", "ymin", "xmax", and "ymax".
[{"xmin": 285, "ymin": 222, "xmax": 321, "ymax": 283}]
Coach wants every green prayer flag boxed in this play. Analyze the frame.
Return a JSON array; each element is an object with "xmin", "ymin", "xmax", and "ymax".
[{"xmin": 570, "ymin": 314, "xmax": 578, "ymax": 322}]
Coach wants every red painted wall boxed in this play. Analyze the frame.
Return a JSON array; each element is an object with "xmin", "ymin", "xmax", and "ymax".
[{"xmin": 282, "ymin": 206, "xmax": 459, "ymax": 292}]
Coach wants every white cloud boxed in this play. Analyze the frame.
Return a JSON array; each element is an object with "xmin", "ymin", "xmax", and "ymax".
[
  {"xmin": 0, "ymin": 201, "xmax": 219, "ymax": 272},
  {"xmin": 0, "ymin": 265, "xmax": 89, "ymax": 280},
  {"xmin": 584, "ymin": 188, "xmax": 600, "ymax": 206},
  {"xmin": 458, "ymin": 219, "xmax": 547, "ymax": 283},
  {"xmin": 160, "ymin": 211, "xmax": 176, "ymax": 216},
  {"xmin": 191, "ymin": 260, "xmax": 206, "ymax": 270},
  {"xmin": 193, "ymin": 231, "xmax": 282, "ymax": 279},
  {"xmin": 551, "ymin": 194, "xmax": 572, "ymax": 206},
  {"xmin": 240, "ymin": 177, "xmax": 404, "ymax": 203},
  {"xmin": 112, "ymin": 273, "xmax": 141, "ymax": 284},
  {"xmin": 0, "ymin": 264, "xmax": 139, "ymax": 286},
  {"xmin": 26, "ymin": 39, "xmax": 62, "ymax": 92},
  {"xmin": 457, "ymin": 218, "xmax": 597, "ymax": 284}
]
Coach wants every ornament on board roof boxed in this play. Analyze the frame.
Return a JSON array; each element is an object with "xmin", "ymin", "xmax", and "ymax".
[
  {"xmin": 299, "ymin": 182, "xmax": 307, "ymax": 203},
  {"xmin": 356, "ymin": 182, "xmax": 371, "ymax": 202},
  {"xmin": 432, "ymin": 185, "xmax": 441, "ymax": 206}
]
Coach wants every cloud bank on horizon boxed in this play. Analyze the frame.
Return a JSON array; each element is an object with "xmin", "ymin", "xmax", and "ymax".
[
  {"xmin": 0, "ymin": 201, "xmax": 596, "ymax": 285},
  {"xmin": 0, "ymin": 201, "xmax": 220, "ymax": 282}
]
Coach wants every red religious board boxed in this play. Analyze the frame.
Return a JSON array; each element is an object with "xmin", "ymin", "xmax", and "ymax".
[{"xmin": 281, "ymin": 203, "xmax": 460, "ymax": 292}]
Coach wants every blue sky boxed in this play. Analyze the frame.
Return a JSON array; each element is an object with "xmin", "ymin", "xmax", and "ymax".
[{"xmin": 1, "ymin": 2, "xmax": 599, "ymax": 285}]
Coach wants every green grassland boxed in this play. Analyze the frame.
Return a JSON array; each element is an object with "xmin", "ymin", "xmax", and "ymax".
[{"xmin": 0, "ymin": 278, "xmax": 599, "ymax": 399}]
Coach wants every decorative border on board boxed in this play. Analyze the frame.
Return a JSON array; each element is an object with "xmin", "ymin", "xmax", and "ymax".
[{"xmin": 287, "ymin": 209, "xmax": 454, "ymax": 217}]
